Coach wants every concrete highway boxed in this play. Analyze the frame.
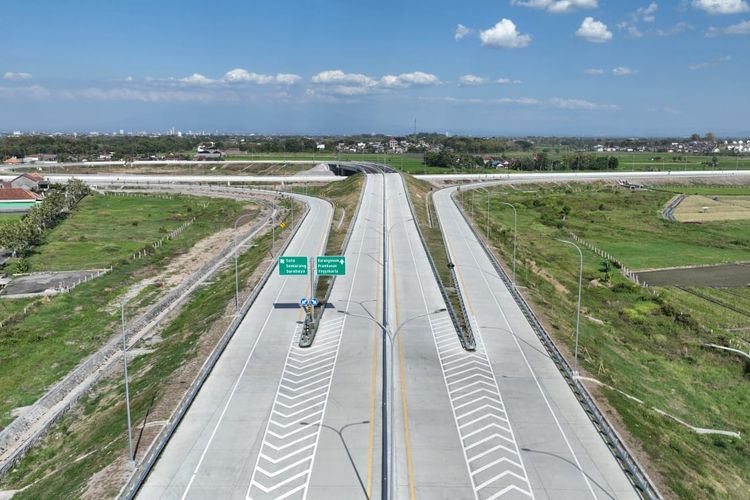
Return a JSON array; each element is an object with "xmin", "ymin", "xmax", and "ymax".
[
  {"xmin": 132, "ymin": 169, "xmax": 731, "ymax": 499},
  {"xmin": 138, "ymin": 191, "xmax": 333, "ymax": 499},
  {"xmin": 432, "ymin": 185, "xmax": 639, "ymax": 499}
]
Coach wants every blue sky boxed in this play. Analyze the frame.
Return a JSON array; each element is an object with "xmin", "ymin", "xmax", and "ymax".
[{"xmin": 1, "ymin": 0, "xmax": 749, "ymax": 136}]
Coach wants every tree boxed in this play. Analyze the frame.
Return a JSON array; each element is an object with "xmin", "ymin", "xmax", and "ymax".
[
  {"xmin": 689, "ymin": 133, "xmax": 701, "ymax": 142},
  {"xmin": 705, "ymin": 132, "xmax": 716, "ymax": 143}
]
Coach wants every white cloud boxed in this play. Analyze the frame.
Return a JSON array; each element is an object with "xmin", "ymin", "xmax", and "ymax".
[
  {"xmin": 459, "ymin": 74, "xmax": 489, "ymax": 86},
  {"xmin": 612, "ymin": 66, "xmax": 636, "ymax": 76},
  {"xmin": 706, "ymin": 19, "xmax": 750, "ymax": 35},
  {"xmin": 511, "ymin": 0, "xmax": 598, "ymax": 13},
  {"xmin": 692, "ymin": 0, "xmax": 749, "ymax": 15},
  {"xmin": 493, "ymin": 97, "xmax": 542, "ymax": 105},
  {"xmin": 178, "ymin": 73, "xmax": 215, "ymax": 85},
  {"xmin": 655, "ymin": 22, "xmax": 694, "ymax": 36},
  {"xmin": 454, "ymin": 24, "xmax": 473, "ymax": 40},
  {"xmin": 125, "ymin": 75, "xmax": 134, "ymax": 82},
  {"xmin": 479, "ymin": 19, "xmax": 532, "ymax": 48},
  {"xmin": 636, "ymin": 2, "xmax": 659, "ymax": 22},
  {"xmin": 576, "ymin": 17, "xmax": 613, "ymax": 42},
  {"xmin": 550, "ymin": 97, "xmax": 618, "ymax": 110},
  {"xmin": 311, "ymin": 69, "xmax": 440, "ymax": 96},
  {"xmin": 3, "ymin": 72, "xmax": 32, "ymax": 81},
  {"xmin": 584, "ymin": 68, "xmax": 605, "ymax": 75},
  {"xmin": 391, "ymin": 71, "xmax": 441, "ymax": 87},
  {"xmin": 496, "ymin": 77, "xmax": 523, "ymax": 84},
  {"xmin": 223, "ymin": 68, "xmax": 301, "ymax": 85}
]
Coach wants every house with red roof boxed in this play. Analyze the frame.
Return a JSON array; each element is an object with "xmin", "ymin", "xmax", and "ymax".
[{"xmin": 0, "ymin": 189, "xmax": 43, "ymax": 213}]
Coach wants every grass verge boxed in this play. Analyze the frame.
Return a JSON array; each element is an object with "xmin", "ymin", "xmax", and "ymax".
[
  {"xmin": 0, "ymin": 220, "xmax": 282, "ymax": 498},
  {"xmin": 0, "ymin": 193, "xmax": 247, "ymax": 429},
  {"xmin": 462, "ymin": 182, "xmax": 750, "ymax": 499}
]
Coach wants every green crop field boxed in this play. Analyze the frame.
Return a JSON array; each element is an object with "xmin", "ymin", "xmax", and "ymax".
[
  {"xmin": 0, "ymin": 193, "xmax": 247, "ymax": 430},
  {"xmin": 463, "ymin": 183, "xmax": 750, "ymax": 498},
  {"xmin": 659, "ymin": 185, "xmax": 750, "ymax": 196}
]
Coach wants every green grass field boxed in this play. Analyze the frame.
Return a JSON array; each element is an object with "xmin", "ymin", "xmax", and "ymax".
[
  {"xmin": 0, "ymin": 193, "xmax": 246, "ymax": 430},
  {"xmin": 461, "ymin": 184, "xmax": 749, "ymax": 270},
  {"xmin": 23, "ymin": 194, "xmax": 242, "ymax": 271},
  {"xmin": 463, "ymin": 183, "xmax": 750, "ymax": 498},
  {"xmin": 0, "ymin": 223, "xmax": 281, "ymax": 498}
]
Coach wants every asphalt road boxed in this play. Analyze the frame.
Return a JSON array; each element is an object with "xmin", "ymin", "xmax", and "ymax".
[
  {"xmin": 433, "ymin": 185, "xmax": 639, "ymax": 499},
  {"xmin": 138, "ymin": 192, "xmax": 333, "ymax": 499}
]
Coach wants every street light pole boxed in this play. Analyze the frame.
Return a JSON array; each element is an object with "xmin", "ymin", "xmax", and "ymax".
[
  {"xmin": 121, "ymin": 303, "xmax": 134, "ymax": 463},
  {"xmin": 498, "ymin": 202, "xmax": 518, "ymax": 286},
  {"xmin": 477, "ymin": 187, "xmax": 490, "ymax": 239},
  {"xmin": 558, "ymin": 239, "xmax": 583, "ymax": 375}
]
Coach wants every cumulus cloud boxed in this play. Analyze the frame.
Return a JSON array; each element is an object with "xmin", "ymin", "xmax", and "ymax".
[
  {"xmin": 511, "ymin": 0, "xmax": 598, "ymax": 13},
  {"xmin": 311, "ymin": 69, "xmax": 440, "ymax": 96},
  {"xmin": 454, "ymin": 24, "xmax": 473, "ymax": 40},
  {"xmin": 459, "ymin": 74, "xmax": 489, "ymax": 86},
  {"xmin": 692, "ymin": 0, "xmax": 749, "ymax": 15},
  {"xmin": 612, "ymin": 66, "xmax": 636, "ymax": 76},
  {"xmin": 479, "ymin": 19, "xmax": 532, "ymax": 48},
  {"xmin": 179, "ymin": 73, "xmax": 215, "ymax": 85},
  {"xmin": 550, "ymin": 97, "xmax": 618, "ymax": 110},
  {"xmin": 706, "ymin": 19, "xmax": 750, "ymax": 35},
  {"xmin": 223, "ymin": 68, "xmax": 302, "ymax": 85},
  {"xmin": 3, "ymin": 72, "xmax": 32, "ymax": 81},
  {"xmin": 576, "ymin": 17, "xmax": 613, "ymax": 42}
]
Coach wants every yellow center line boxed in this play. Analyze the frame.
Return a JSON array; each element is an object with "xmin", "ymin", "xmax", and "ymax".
[
  {"xmin": 390, "ymin": 210, "xmax": 416, "ymax": 500},
  {"xmin": 366, "ymin": 215, "xmax": 382, "ymax": 498}
]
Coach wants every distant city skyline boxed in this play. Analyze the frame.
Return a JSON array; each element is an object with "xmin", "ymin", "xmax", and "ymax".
[{"xmin": 2, "ymin": 0, "xmax": 749, "ymax": 136}]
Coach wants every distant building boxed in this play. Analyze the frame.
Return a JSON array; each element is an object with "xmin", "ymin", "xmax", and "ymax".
[
  {"xmin": 3, "ymin": 157, "xmax": 22, "ymax": 165},
  {"xmin": 6, "ymin": 173, "xmax": 49, "ymax": 191},
  {"xmin": 0, "ymin": 188, "xmax": 43, "ymax": 213}
]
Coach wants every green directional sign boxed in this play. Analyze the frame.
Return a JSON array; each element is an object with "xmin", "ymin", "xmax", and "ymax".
[
  {"xmin": 316, "ymin": 255, "xmax": 346, "ymax": 276},
  {"xmin": 279, "ymin": 256, "xmax": 308, "ymax": 275}
]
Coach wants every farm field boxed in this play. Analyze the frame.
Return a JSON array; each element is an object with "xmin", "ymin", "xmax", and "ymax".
[
  {"xmin": 463, "ymin": 182, "xmax": 750, "ymax": 498},
  {"xmin": 673, "ymin": 195, "xmax": 750, "ymax": 222}
]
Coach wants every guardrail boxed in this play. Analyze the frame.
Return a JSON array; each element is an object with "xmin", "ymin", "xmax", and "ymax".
[
  {"xmin": 450, "ymin": 189, "xmax": 662, "ymax": 500},
  {"xmin": 400, "ymin": 175, "xmax": 475, "ymax": 350},
  {"xmin": 117, "ymin": 196, "xmax": 311, "ymax": 499}
]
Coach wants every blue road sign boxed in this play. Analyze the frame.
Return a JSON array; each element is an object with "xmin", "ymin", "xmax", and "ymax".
[
  {"xmin": 310, "ymin": 298, "xmax": 319, "ymax": 307},
  {"xmin": 300, "ymin": 298, "xmax": 309, "ymax": 307}
]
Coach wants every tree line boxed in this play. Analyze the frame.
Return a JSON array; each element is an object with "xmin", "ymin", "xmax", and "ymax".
[{"xmin": 0, "ymin": 179, "xmax": 90, "ymax": 264}]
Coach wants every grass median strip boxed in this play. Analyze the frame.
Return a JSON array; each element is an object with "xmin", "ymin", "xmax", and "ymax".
[
  {"xmin": 402, "ymin": 174, "xmax": 469, "ymax": 335},
  {"xmin": 462, "ymin": 181, "xmax": 750, "ymax": 499}
]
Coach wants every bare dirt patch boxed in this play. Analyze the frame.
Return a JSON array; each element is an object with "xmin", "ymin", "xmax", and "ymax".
[{"xmin": 636, "ymin": 263, "xmax": 750, "ymax": 287}]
